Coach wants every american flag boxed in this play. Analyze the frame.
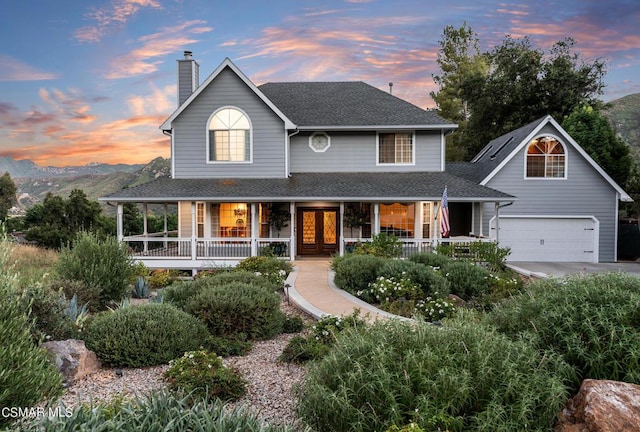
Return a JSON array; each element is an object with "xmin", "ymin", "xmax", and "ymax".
[{"xmin": 440, "ymin": 186, "xmax": 450, "ymax": 238}]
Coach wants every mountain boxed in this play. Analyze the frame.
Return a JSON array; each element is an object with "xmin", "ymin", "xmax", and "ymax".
[
  {"xmin": 603, "ymin": 93, "xmax": 640, "ymax": 162},
  {"xmin": 13, "ymin": 157, "xmax": 171, "ymax": 213},
  {"xmin": 0, "ymin": 156, "xmax": 145, "ymax": 179}
]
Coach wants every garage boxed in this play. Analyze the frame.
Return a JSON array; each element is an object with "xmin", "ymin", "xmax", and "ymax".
[{"xmin": 490, "ymin": 216, "xmax": 599, "ymax": 262}]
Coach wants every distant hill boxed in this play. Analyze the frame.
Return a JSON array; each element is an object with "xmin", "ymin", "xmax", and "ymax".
[
  {"xmin": 0, "ymin": 156, "xmax": 145, "ymax": 179},
  {"xmin": 13, "ymin": 157, "xmax": 171, "ymax": 213},
  {"xmin": 603, "ymin": 93, "xmax": 640, "ymax": 163}
]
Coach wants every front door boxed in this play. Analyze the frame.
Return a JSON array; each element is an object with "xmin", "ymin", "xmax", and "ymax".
[{"xmin": 297, "ymin": 208, "xmax": 339, "ymax": 255}]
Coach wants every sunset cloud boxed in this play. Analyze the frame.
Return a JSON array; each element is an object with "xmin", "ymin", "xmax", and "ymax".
[{"xmin": 0, "ymin": 55, "xmax": 58, "ymax": 81}]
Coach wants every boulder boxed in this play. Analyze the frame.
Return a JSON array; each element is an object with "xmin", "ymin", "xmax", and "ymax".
[
  {"xmin": 42, "ymin": 339, "xmax": 101, "ymax": 386},
  {"xmin": 556, "ymin": 379, "xmax": 640, "ymax": 432}
]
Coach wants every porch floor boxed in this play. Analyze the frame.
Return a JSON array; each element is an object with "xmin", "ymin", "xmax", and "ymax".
[{"xmin": 286, "ymin": 259, "xmax": 403, "ymax": 323}]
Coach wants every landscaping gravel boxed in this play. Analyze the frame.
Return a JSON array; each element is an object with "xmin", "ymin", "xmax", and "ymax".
[{"xmin": 52, "ymin": 293, "xmax": 313, "ymax": 429}]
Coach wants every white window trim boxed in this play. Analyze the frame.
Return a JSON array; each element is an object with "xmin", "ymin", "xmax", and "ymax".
[
  {"xmin": 308, "ymin": 132, "xmax": 331, "ymax": 153},
  {"xmin": 523, "ymin": 133, "xmax": 567, "ymax": 180},
  {"xmin": 205, "ymin": 106, "xmax": 253, "ymax": 164},
  {"xmin": 376, "ymin": 131, "xmax": 416, "ymax": 166}
]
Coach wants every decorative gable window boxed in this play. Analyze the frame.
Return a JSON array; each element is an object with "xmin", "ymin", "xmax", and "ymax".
[
  {"xmin": 207, "ymin": 107, "xmax": 251, "ymax": 162},
  {"xmin": 378, "ymin": 133, "xmax": 414, "ymax": 164},
  {"xmin": 309, "ymin": 132, "xmax": 330, "ymax": 152},
  {"xmin": 526, "ymin": 136, "xmax": 566, "ymax": 178}
]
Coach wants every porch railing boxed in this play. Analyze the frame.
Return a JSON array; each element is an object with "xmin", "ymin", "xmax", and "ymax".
[{"xmin": 343, "ymin": 237, "xmax": 494, "ymax": 258}]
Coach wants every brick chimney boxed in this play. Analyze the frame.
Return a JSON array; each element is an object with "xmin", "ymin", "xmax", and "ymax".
[{"xmin": 177, "ymin": 50, "xmax": 199, "ymax": 105}]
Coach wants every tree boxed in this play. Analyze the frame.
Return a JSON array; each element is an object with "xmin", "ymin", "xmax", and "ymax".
[
  {"xmin": 0, "ymin": 172, "xmax": 17, "ymax": 221},
  {"xmin": 430, "ymin": 23, "xmax": 488, "ymax": 161},
  {"xmin": 66, "ymin": 189, "xmax": 101, "ymax": 232},
  {"xmin": 562, "ymin": 104, "xmax": 633, "ymax": 188}
]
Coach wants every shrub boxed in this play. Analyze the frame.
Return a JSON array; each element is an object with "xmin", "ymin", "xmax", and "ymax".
[
  {"xmin": 18, "ymin": 282, "xmax": 76, "ymax": 342},
  {"xmin": 235, "ymin": 256, "xmax": 292, "ymax": 286},
  {"xmin": 47, "ymin": 278, "xmax": 101, "ymax": 312},
  {"xmin": 84, "ymin": 303, "xmax": 209, "ymax": 367},
  {"xmin": 210, "ymin": 270, "xmax": 280, "ymax": 292},
  {"xmin": 164, "ymin": 350, "xmax": 246, "ymax": 401},
  {"xmin": 148, "ymin": 269, "xmax": 176, "ymax": 289},
  {"xmin": 378, "ymin": 259, "xmax": 449, "ymax": 298},
  {"xmin": 24, "ymin": 391, "xmax": 299, "ymax": 432},
  {"xmin": 353, "ymin": 233, "xmax": 402, "ymax": 258},
  {"xmin": 55, "ymin": 232, "xmax": 135, "ymax": 309},
  {"xmin": 332, "ymin": 254, "xmax": 387, "ymax": 295},
  {"xmin": 282, "ymin": 315, "xmax": 305, "ymax": 333},
  {"xmin": 0, "ymin": 231, "xmax": 63, "ymax": 427},
  {"xmin": 185, "ymin": 282, "xmax": 285, "ymax": 340},
  {"xmin": 486, "ymin": 272, "xmax": 640, "ymax": 389},
  {"xmin": 442, "ymin": 260, "xmax": 491, "ymax": 300},
  {"xmin": 205, "ymin": 334, "xmax": 253, "ymax": 357},
  {"xmin": 163, "ymin": 280, "xmax": 200, "ymax": 310},
  {"xmin": 296, "ymin": 313, "xmax": 573, "ymax": 432},
  {"xmin": 279, "ymin": 335, "xmax": 330, "ymax": 364},
  {"xmin": 414, "ymin": 295, "xmax": 457, "ymax": 321},
  {"xmin": 408, "ymin": 252, "xmax": 451, "ymax": 270}
]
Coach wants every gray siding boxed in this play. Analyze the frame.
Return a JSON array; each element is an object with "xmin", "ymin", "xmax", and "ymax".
[
  {"xmin": 481, "ymin": 124, "xmax": 619, "ymax": 262},
  {"xmin": 290, "ymin": 131, "xmax": 443, "ymax": 173},
  {"xmin": 173, "ymin": 67, "xmax": 287, "ymax": 179}
]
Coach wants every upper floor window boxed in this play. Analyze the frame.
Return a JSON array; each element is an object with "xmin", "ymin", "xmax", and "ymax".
[
  {"xmin": 208, "ymin": 107, "xmax": 251, "ymax": 162},
  {"xmin": 526, "ymin": 136, "xmax": 566, "ymax": 178},
  {"xmin": 378, "ymin": 133, "xmax": 414, "ymax": 164}
]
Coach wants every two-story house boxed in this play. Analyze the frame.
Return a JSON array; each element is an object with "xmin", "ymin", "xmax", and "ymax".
[{"xmin": 101, "ymin": 53, "xmax": 630, "ymax": 272}]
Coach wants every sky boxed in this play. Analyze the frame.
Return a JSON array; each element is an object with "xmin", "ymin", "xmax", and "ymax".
[{"xmin": 1, "ymin": 0, "xmax": 639, "ymax": 167}]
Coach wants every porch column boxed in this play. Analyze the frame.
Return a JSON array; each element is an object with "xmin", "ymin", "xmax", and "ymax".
[
  {"xmin": 142, "ymin": 203, "xmax": 149, "ymax": 253},
  {"xmin": 289, "ymin": 202, "xmax": 295, "ymax": 260},
  {"xmin": 495, "ymin": 202, "xmax": 501, "ymax": 243},
  {"xmin": 116, "ymin": 203, "xmax": 124, "ymax": 242},
  {"xmin": 250, "ymin": 203, "xmax": 258, "ymax": 257},
  {"xmin": 339, "ymin": 202, "xmax": 345, "ymax": 256},
  {"xmin": 432, "ymin": 202, "xmax": 439, "ymax": 247},
  {"xmin": 373, "ymin": 203, "xmax": 380, "ymax": 235},
  {"xmin": 163, "ymin": 203, "xmax": 168, "ymax": 248},
  {"xmin": 191, "ymin": 202, "xmax": 197, "ymax": 260},
  {"xmin": 478, "ymin": 204, "xmax": 484, "ymax": 237}
]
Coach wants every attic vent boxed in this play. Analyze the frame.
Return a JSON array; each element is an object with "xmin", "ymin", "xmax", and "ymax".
[
  {"xmin": 490, "ymin": 137, "xmax": 514, "ymax": 160},
  {"xmin": 471, "ymin": 146, "xmax": 492, "ymax": 163}
]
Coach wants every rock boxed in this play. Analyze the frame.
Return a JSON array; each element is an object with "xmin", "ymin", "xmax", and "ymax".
[
  {"xmin": 556, "ymin": 379, "xmax": 640, "ymax": 432},
  {"xmin": 42, "ymin": 339, "xmax": 101, "ymax": 386}
]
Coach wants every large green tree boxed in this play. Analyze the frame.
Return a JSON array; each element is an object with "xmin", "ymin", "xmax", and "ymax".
[
  {"xmin": 562, "ymin": 104, "xmax": 633, "ymax": 188},
  {"xmin": 0, "ymin": 172, "xmax": 17, "ymax": 221}
]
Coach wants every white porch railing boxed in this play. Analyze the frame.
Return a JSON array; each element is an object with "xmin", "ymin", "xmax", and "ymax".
[{"xmin": 343, "ymin": 236, "xmax": 495, "ymax": 258}]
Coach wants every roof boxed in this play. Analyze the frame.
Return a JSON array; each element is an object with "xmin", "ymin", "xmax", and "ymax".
[
  {"xmin": 100, "ymin": 172, "xmax": 514, "ymax": 203},
  {"xmin": 258, "ymin": 82, "xmax": 455, "ymax": 130}
]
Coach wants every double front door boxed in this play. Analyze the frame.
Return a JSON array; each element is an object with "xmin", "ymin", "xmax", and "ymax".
[{"xmin": 297, "ymin": 208, "xmax": 339, "ymax": 256}]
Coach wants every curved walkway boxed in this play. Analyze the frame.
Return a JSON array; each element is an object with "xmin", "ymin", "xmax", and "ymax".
[{"xmin": 284, "ymin": 259, "xmax": 402, "ymax": 323}]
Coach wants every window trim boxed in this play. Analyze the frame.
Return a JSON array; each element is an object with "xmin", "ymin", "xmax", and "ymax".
[
  {"xmin": 206, "ymin": 106, "xmax": 253, "ymax": 164},
  {"xmin": 523, "ymin": 134, "xmax": 567, "ymax": 180},
  {"xmin": 308, "ymin": 132, "xmax": 331, "ymax": 153},
  {"xmin": 376, "ymin": 132, "xmax": 416, "ymax": 166}
]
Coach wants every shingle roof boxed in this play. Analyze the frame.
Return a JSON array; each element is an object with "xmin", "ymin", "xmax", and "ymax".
[
  {"xmin": 448, "ymin": 116, "xmax": 548, "ymax": 183},
  {"xmin": 258, "ymin": 82, "xmax": 453, "ymax": 128},
  {"xmin": 101, "ymin": 172, "xmax": 514, "ymax": 202}
]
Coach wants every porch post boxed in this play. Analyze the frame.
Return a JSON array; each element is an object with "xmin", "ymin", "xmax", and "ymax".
[
  {"xmin": 116, "ymin": 203, "xmax": 124, "ymax": 242},
  {"xmin": 432, "ymin": 202, "xmax": 439, "ymax": 247},
  {"xmin": 191, "ymin": 202, "xmax": 197, "ymax": 260},
  {"xmin": 495, "ymin": 202, "xmax": 501, "ymax": 243},
  {"xmin": 143, "ymin": 203, "xmax": 149, "ymax": 253},
  {"xmin": 250, "ymin": 203, "xmax": 258, "ymax": 257},
  {"xmin": 163, "ymin": 203, "xmax": 168, "ymax": 249},
  {"xmin": 289, "ymin": 202, "xmax": 295, "ymax": 260},
  {"xmin": 373, "ymin": 203, "xmax": 380, "ymax": 235},
  {"xmin": 479, "ymin": 203, "xmax": 484, "ymax": 237},
  {"xmin": 339, "ymin": 202, "xmax": 345, "ymax": 256}
]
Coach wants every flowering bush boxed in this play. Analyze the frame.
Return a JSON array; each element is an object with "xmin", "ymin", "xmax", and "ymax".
[
  {"xmin": 164, "ymin": 350, "xmax": 246, "ymax": 401},
  {"xmin": 235, "ymin": 256, "xmax": 292, "ymax": 287},
  {"xmin": 414, "ymin": 294, "xmax": 456, "ymax": 321},
  {"xmin": 362, "ymin": 275, "xmax": 421, "ymax": 304}
]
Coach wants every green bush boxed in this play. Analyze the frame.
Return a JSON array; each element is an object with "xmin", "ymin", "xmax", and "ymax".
[
  {"xmin": 442, "ymin": 260, "xmax": 491, "ymax": 300},
  {"xmin": 163, "ymin": 280, "xmax": 200, "ymax": 310},
  {"xmin": 408, "ymin": 252, "xmax": 451, "ymax": 269},
  {"xmin": 19, "ymin": 282, "xmax": 76, "ymax": 342},
  {"xmin": 279, "ymin": 335, "xmax": 330, "ymax": 364},
  {"xmin": 332, "ymin": 254, "xmax": 387, "ymax": 295},
  {"xmin": 185, "ymin": 282, "xmax": 285, "ymax": 340},
  {"xmin": 23, "ymin": 391, "xmax": 300, "ymax": 432},
  {"xmin": 47, "ymin": 277, "xmax": 101, "ymax": 312},
  {"xmin": 353, "ymin": 233, "xmax": 403, "ymax": 258},
  {"xmin": 164, "ymin": 350, "xmax": 246, "ymax": 401},
  {"xmin": 296, "ymin": 313, "xmax": 573, "ymax": 432},
  {"xmin": 84, "ymin": 303, "xmax": 209, "ymax": 367},
  {"xmin": 235, "ymin": 256, "xmax": 292, "ymax": 286},
  {"xmin": 205, "ymin": 334, "xmax": 253, "ymax": 357},
  {"xmin": 210, "ymin": 270, "xmax": 281, "ymax": 291},
  {"xmin": 282, "ymin": 315, "xmax": 305, "ymax": 333},
  {"xmin": 0, "ymin": 232, "xmax": 63, "ymax": 427},
  {"xmin": 55, "ymin": 232, "xmax": 135, "ymax": 309},
  {"xmin": 148, "ymin": 269, "xmax": 177, "ymax": 289},
  {"xmin": 486, "ymin": 272, "xmax": 640, "ymax": 389},
  {"xmin": 378, "ymin": 259, "xmax": 449, "ymax": 298}
]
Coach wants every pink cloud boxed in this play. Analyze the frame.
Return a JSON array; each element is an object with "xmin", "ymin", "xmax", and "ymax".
[{"xmin": 0, "ymin": 55, "xmax": 58, "ymax": 81}]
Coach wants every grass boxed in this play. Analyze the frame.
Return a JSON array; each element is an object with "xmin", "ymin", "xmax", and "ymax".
[{"xmin": 7, "ymin": 243, "xmax": 59, "ymax": 285}]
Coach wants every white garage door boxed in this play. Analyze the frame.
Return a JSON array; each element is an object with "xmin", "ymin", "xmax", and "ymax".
[{"xmin": 490, "ymin": 216, "xmax": 598, "ymax": 262}]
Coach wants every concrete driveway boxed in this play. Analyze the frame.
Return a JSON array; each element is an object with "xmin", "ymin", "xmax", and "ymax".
[{"xmin": 508, "ymin": 261, "xmax": 640, "ymax": 278}]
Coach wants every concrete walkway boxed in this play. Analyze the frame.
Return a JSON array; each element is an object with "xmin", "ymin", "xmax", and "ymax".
[{"xmin": 284, "ymin": 259, "xmax": 399, "ymax": 322}]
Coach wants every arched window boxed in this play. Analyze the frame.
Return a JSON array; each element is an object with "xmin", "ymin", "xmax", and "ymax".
[
  {"xmin": 207, "ymin": 107, "xmax": 251, "ymax": 162},
  {"xmin": 526, "ymin": 136, "xmax": 566, "ymax": 178}
]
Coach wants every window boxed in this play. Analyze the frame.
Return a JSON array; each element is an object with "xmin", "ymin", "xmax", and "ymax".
[
  {"xmin": 526, "ymin": 136, "xmax": 566, "ymax": 178},
  {"xmin": 379, "ymin": 203, "xmax": 415, "ymax": 238},
  {"xmin": 309, "ymin": 132, "xmax": 331, "ymax": 152},
  {"xmin": 208, "ymin": 108, "xmax": 251, "ymax": 162},
  {"xmin": 378, "ymin": 133, "xmax": 413, "ymax": 164},
  {"xmin": 210, "ymin": 203, "xmax": 251, "ymax": 237}
]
